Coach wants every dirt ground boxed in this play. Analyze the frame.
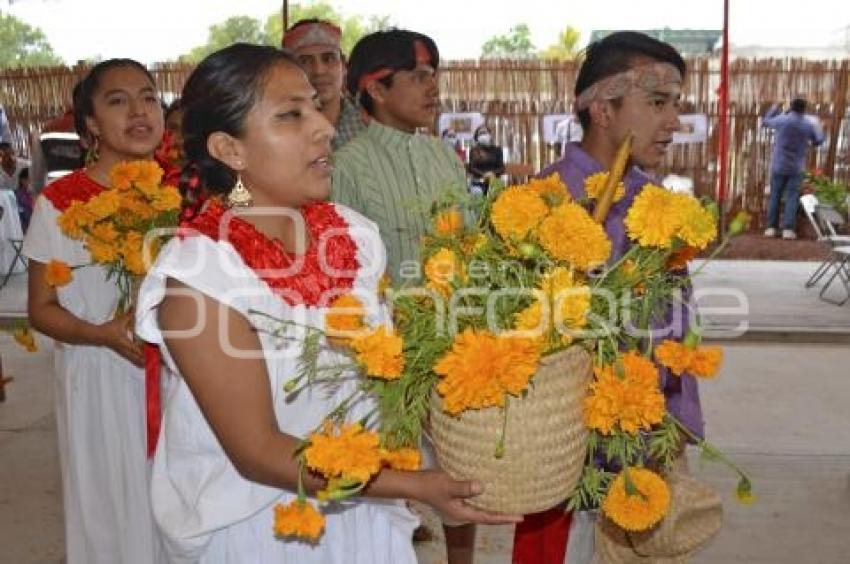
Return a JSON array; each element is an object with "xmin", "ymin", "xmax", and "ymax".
[{"xmin": 714, "ymin": 232, "xmax": 830, "ymax": 261}]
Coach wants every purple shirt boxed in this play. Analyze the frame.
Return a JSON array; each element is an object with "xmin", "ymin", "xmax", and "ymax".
[{"xmin": 540, "ymin": 143, "xmax": 705, "ymax": 438}]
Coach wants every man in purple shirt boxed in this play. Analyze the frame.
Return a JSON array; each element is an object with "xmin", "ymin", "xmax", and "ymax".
[
  {"xmin": 762, "ymin": 98, "xmax": 826, "ymax": 239},
  {"xmin": 514, "ymin": 31, "xmax": 703, "ymax": 564}
]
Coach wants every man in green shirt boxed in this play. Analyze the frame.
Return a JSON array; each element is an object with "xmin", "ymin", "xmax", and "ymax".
[
  {"xmin": 283, "ymin": 19, "xmax": 366, "ymax": 151},
  {"xmin": 330, "ymin": 29, "xmax": 474, "ymax": 564},
  {"xmin": 331, "ymin": 29, "xmax": 467, "ymax": 283}
]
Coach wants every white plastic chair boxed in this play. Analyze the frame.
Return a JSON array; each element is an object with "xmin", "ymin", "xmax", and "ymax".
[{"xmin": 800, "ymin": 194, "xmax": 850, "ymax": 292}]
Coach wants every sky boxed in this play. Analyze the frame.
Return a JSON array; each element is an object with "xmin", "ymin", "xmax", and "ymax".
[{"xmin": 6, "ymin": 0, "xmax": 850, "ymax": 64}]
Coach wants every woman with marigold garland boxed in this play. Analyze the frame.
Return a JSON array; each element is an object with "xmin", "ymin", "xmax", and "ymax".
[
  {"xmin": 24, "ymin": 59, "xmax": 166, "ymax": 563},
  {"xmin": 511, "ymin": 32, "xmax": 706, "ymax": 564},
  {"xmin": 135, "ymin": 44, "xmax": 518, "ymax": 563}
]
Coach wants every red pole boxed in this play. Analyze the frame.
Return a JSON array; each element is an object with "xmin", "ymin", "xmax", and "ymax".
[{"xmin": 717, "ymin": 0, "xmax": 730, "ymax": 222}]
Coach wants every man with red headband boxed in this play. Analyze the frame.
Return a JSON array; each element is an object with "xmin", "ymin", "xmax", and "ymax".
[
  {"xmin": 283, "ymin": 19, "xmax": 366, "ymax": 150},
  {"xmin": 331, "ymin": 29, "xmax": 476, "ymax": 564}
]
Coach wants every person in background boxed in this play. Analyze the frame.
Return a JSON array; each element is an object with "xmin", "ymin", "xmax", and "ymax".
[
  {"xmin": 283, "ymin": 18, "xmax": 367, "ymax": 150},
  {"xmin": 331, "ymin": 29, "xmax": 478, "ymax": 564},
  {"xmin": 762, "ymin": 97, "xmax": 826, "ymax": 240},
  {"xmin": 24, "ymin": 58, "xmax": 166, "ymax": 564},
  {"xmin": 523, "ymin": 31, "xmax": 703, "ymax": 564},
  {"xmin": 441, "ymin": 127, "xmax": 466, "ymax": 162},
  {"xmin": 0, "ymin": 141, "xmax": 30, "ymax": 191},
  {"xmin": 467, "ymin": 124, "xmax": 505, "ymax": 195},
  {"xmin": 0, "ymin": 104, "xmax": 12, "ymax": 144},
  {"xmin": 15, "ymin": 167, "xmax": 33, "ymax": 231}
]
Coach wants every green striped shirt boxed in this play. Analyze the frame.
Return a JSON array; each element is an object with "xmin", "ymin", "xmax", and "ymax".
[{"xmin": 331, "ymin": 121, "xmax": 467, "ymax": 282}]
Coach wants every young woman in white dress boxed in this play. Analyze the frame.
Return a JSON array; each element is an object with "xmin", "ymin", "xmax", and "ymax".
[
  {"xmin": 135, "ymin": 43, "xmax": 519, "ymax": 563},
  {"xmin": 24, "ymin": 58, "xmax": 165, "ymax": 564}
]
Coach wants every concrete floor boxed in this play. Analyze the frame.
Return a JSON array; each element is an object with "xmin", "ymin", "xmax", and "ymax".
[{"xmin": 2, "ymin": 263, "xmax": 850, "ymax": 563}]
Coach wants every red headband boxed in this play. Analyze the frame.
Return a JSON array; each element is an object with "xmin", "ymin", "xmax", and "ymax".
[{"xmin": 356, "ymin": 40, "xmax": 434, "ymax": 93}]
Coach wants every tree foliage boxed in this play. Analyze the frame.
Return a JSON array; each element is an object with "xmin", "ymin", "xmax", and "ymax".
[
  {"xmin": 540, "ymin": 26, "xmax": 582, "ymax": 61},
  {"xmin": 182, "ymin": 2, "xmax": 394, "ymax": 62},
  {"xmin": 0, "ymin": 10, "xmax": 62, "ymax": 68},
  {"xmin": 481, "ymin": 24, "xmax": 536, "ymax": 59}
]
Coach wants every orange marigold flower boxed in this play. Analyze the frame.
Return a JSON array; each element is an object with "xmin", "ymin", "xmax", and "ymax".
[
  {"xmin": 305, "ymin": 422, "xmax": 383, "ymax": 483},
  {"xmin": 584, "ymin": 171, "xmax": 625, "ymax": 202},
  {"xmin": 537, "ymin": 202, "xmax": 611, "ymax": 271},
  {"xmin": 325, "ymin": 294, "xmax": 365, "ymax": 339},
  {"xmin": 491, "ymin": 186, "xmax": 549, "ymax": 241},
  {"xmin": 151, "ymin": 185, "xmax": 182, "ymax": 212},
  {"xmin": 381, "ymin": 447, "xmax": 421, "ymax": 471},
  {"xmin": 434, "ymin": 207, "xmax": 463, "ymax": 236},
  {"xmin": 45, "ymin": 260, "xmax": 73, "ymax": 287},
  {"xmin": 350, "ymin": 326, "xmax": 405, "ymax": 380},
  {"xmin": 88, "ymin": 238, "xmax": 120, "ymax": 264},
  {"xmin": 689, "ymin": 346, "xmax": 723, "ymax": 378},
  {"xmin": 602, "ymin": 467, "xmax": 671, "ymax": 532},
  {"xmin": 85, "ymin": 190, "xmax": 121, "ymax": 220},
  {"xmin": 109, "ymin": 161, "xmax": 141, "ymax": 191},
  {"xmin": 654, "ymin": 339, "xmax": 723, "ymax": 378},
  {"xmin": 584, "ymin": 351, "xmax": 664, "ymax": 435},
  {"xmin": 58, "ymin": 201, "xmax": 96, "ymax": 239},
  {"xmin": 134, "ymin": 160, "xmax": 164, "ymax": 192},
  {"xmin": 625, "ymin": 184, "xmax": 680, "ymax": 248},
  {"xmin": 89, "ymin": 222, "xmax": 119, "ymax": 243},
  {"xmin": 273, "ymin": 499, "xmax": 325, "ymax": 542},
  {"xmin": 13, "ymin": 327, "xmax": 38, "ymax": 353},
  {"xmin": 434, "ymin": 328, "xmax": 540, "ymax": 415}
]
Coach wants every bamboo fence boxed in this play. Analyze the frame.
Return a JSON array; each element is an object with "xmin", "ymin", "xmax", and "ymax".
[{"xmin": 2, "ymin": 57, "xmax": 848, "ymax": 224}]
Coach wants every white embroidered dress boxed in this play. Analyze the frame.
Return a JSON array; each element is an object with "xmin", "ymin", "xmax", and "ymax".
[
  {"xmin": 22, "ymin": 181, "xmax": 164, "ymax": 564},
  {"xmin": 135, "ymin": 204, "xmax": 419, "ymax": 563}
]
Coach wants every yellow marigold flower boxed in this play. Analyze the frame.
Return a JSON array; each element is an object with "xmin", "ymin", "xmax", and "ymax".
[
  {"xmin": 675, "ymin": 194, "xmax": 717, "ymax": 250},
  {"xmin": 584, "ymin": 171, "xmax": 625, "ymax": 202},
  {"xmin": 325, "ymin": 294, "xmax": 365, "ymax": 339},
  {"xmin": 273, "ymin": 499, "xmax": 325, "ymax": 542},
  {"xmin": 45, "ymin": 259, "xmax": 73, "ymax": 287},
  {"xmin": 434, "ymin": 207, "xmax": 463, "ymax": 236},
  {"xmin": 350, "ymin": 326, "xmax": 405, "ymax": 380},
  {"xmin": 424, "ymin": 248, "xmax": 465, "ymax": 297},
  {"xmin": 514, "ymin": 268, "xmax": 591, "ymax": 352},
  {"xmin": 109, "ymin": 161, "xmax": 141, "ymax": 191},
  {"xmin": 88, "ymin": 238, "xmax": 119, "ymax": 264},
  {"xmin": 602, "ymin": 467, "xmax": 671, "ymax": 532},
  {"xmin": 151, "ymin": 185, "xmax": 182, "ymax": 212},
  {"xmin": 625, "ymin": 184, "xmax": 680, "ymax": 248},
  {"xmin": 689, "ymin": 346, "xmax": 723, "ymax": 378},
  {"xmin": 537, "ymin": 202, "xmax": 611, "ymax": 271},
  {"xmin": 491, "ymin": 186, "xmax": 549, "ymax": 241},
  {"xmin": 381, "ymin": 447, "xmax": 421, "ymax": 471},
  {"xmin": 305, "ymin": 422, "xmax": 383, "ymax": 483},
  {"xmin": 13, "ymin": 327, "xmax": 38, "ymax": 353},
  {"xmin": 134, "ymin": 160, "xmax": 164, "ymax": 192},
  {"xmin": 119, "ymin": 193, "xmax": 157, "ymax": 221},
  {"xmin": 435, "ymin": 328, "xmax": 540, "ymax": 415},
  {"xmin": 527, "ymin": 173, "xmax": 569, "ymax": 204},
  {"xmin": 85, "ymin": 190, "xmax": 121, "ymax": 220},
  {"xmin": 584, "ymin": 351, "xmax": 664, "ymax": 435}
]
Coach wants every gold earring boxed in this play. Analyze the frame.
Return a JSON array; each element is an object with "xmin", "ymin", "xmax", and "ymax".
[{"xmin": 226, "ymin": 173, "xmax": 253, "ymax": 208}]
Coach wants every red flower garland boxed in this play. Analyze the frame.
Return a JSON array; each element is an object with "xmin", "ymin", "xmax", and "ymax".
[
  {"xmin": 42, "ymin": 170, "xmax": 104, "ymax": 211},
  {"xmin": 184, "ymin": 199, "xmax": 360, "ymax": 307}
]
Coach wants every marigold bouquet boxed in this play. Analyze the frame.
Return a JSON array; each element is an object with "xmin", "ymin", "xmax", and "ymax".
[
  {"xmin": 265, "ymin": 135, "xmax": 754, "ymax": 541},
  {"xmin": 53, "ymin": 160, "xmax": 181, "ymax": 309}
]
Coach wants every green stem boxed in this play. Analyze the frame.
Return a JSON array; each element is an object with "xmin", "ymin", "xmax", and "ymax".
[
  {"xmin": 494, "ymin": 397, "xmax": 509, "ymax": 458},
  {"xmin": 668, "ymin": 413, "xmax": 750, "ymax": 480},
  {"xmin": 688, "ymin": 236, "xmax": 732, "ymax": 279}
]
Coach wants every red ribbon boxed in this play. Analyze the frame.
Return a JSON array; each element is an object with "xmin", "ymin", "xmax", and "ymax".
[
  {"xmin": 512, "ymin": 506, "xmax": 571, "ymax": 563},
  {"xmin": 145, "ymin": 343, "xmax": 162, "ymax": 458}
]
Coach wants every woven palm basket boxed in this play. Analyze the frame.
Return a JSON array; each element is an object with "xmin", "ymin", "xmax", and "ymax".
[{"xmin": 428, "ymin": 345, "xmax": 592, "ymax": 514}]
